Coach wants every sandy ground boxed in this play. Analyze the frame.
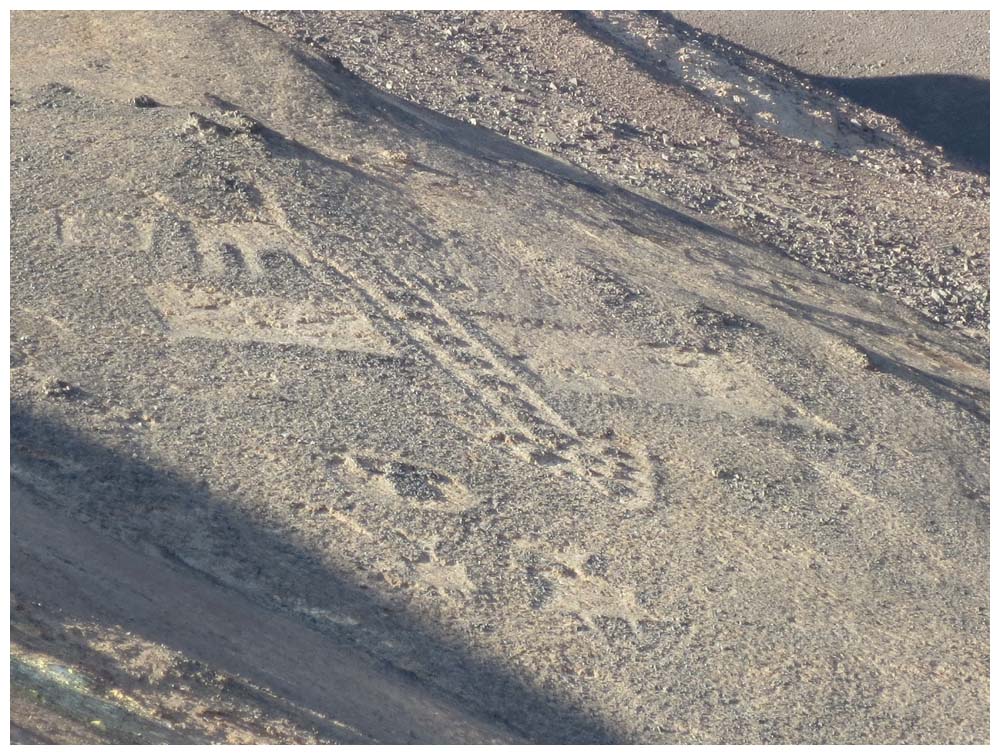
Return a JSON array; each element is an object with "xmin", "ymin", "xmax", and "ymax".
[
  {"xmin": 9, "ymin": 11, "xmax": 990, "ymax": 744},
  {"xmin": 671, "ymin": 11, "xmax": 989, "ymax": 170},
  {"xmin": 672, "ymin": 11, "xmax": 989, "ymax": 79}
]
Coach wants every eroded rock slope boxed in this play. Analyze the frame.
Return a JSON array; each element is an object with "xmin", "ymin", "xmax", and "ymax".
[{"xmin": 10, "ymin": 11, "xmax": 989, "ymax": 744}]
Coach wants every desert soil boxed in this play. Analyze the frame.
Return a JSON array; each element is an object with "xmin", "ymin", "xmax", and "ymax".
[
  {"xmin": 9, "ymin": 11, "xmax": 989, "ymax": 744},
  {"xmin": 252, "ymin": 9, "xmax": 989, "ymax": 330},
  {"xmin": 669, "ymin": 10, "xmax": 990, "ymax": 172},
  {"xmin": 671, "ymin": 11, "xmax": 989, "ymax": 79}
]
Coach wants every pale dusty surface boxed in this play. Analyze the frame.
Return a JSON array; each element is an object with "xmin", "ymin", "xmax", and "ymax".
[
  {"xmin": 668, "ymin": 10, "xmax": 990, "ymax": 173},
  {"xmin": 10, "ymin": 11, "xmax": 989, "ymax": 744},
  {"xmin": 672, "ymin": 10, "xmax": 989, "ymax": 79}
]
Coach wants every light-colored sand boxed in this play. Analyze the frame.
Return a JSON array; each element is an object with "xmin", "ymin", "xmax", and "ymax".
[
  {"xmin": 670, "ymin": 10, "xmax": 990, "ymax": 171},
  {"xmin": 672, "ymin": 10, "xmax": 989, "ymax": 79}
]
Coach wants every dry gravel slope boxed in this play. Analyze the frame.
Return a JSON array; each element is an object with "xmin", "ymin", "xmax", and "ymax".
[
  {"xmin": 10, "ymin": 11, "xmax": 990, "ymax": 744},
  {"xmin": 249, "ymin": 10, "xmax": 989, "ymax": 331}
]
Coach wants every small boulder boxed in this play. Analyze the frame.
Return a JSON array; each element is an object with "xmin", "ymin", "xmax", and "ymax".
[{"xmin": 130, "ymin": 94, "xmax": 159, "ymax": 108}]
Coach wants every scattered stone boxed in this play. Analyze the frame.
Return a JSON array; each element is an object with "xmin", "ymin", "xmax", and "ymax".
[
  {"xmin": 241, "ymin": 10, "xmax": 987, "ymax": 331},
  {"xmin": 321, "ymin": 52, "xmax": 346, "ymax": 72},
  {"xmin": 40, "ymin": 377, "xmax": 79, "ymax": 399},
  {"xmin": 130, "ymin": 94, "xmax": 159, "ymax": 108},
  {"xmin": 380, "ymin": 148, "xmax": 412, "ymax": 164},
  {"xmin": 223, "ymin": 110, "xmax": 263, "ymax": 135},
  {"xmin": 181, "ymin": 112, "xmax": 233, "ymax": 138},
  {"xmin": 539, "ymin": 129, "xmax": 559, "ymax": 145}
]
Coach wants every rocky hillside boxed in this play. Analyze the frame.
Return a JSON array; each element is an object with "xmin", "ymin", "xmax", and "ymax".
[
  {"xmin": 250, "ymin": 10, "xmax": 989, "ymax": 331},
  {"xmin": 10, "ymin": 11, "xmax": 989, "ymax": 744}
]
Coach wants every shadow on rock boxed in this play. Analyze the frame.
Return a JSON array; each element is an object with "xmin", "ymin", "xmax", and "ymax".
[
  {"xmin": 9, "ymin": 404, "xmax": 615, "ymax": 744},
  {"xmin": 821, "ymin": 73, "xmax": 989, "ymax": 172},
  {"xmin": 653, "ymin": 11, "xmax": 989, "ymax": 173}
]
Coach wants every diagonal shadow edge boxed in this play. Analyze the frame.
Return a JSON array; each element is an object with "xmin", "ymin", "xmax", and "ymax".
[{"xmin": 10, "ymin": 403, "xmax": 617, "ymax": 744}]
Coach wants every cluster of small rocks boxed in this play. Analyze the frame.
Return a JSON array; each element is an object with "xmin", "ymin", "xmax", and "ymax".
[{"xmin": 247, "ymin": 10, "xmax": 989, "ymax": 333}]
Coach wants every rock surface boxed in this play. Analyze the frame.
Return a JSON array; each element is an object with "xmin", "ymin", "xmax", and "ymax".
[
  {"xmin": 249, "ymin": 9, "xmax": 990, "ymax": 331},
  {"xmin": 10, "ymin": 11, "xmax": 989, "ymax": 744}
]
